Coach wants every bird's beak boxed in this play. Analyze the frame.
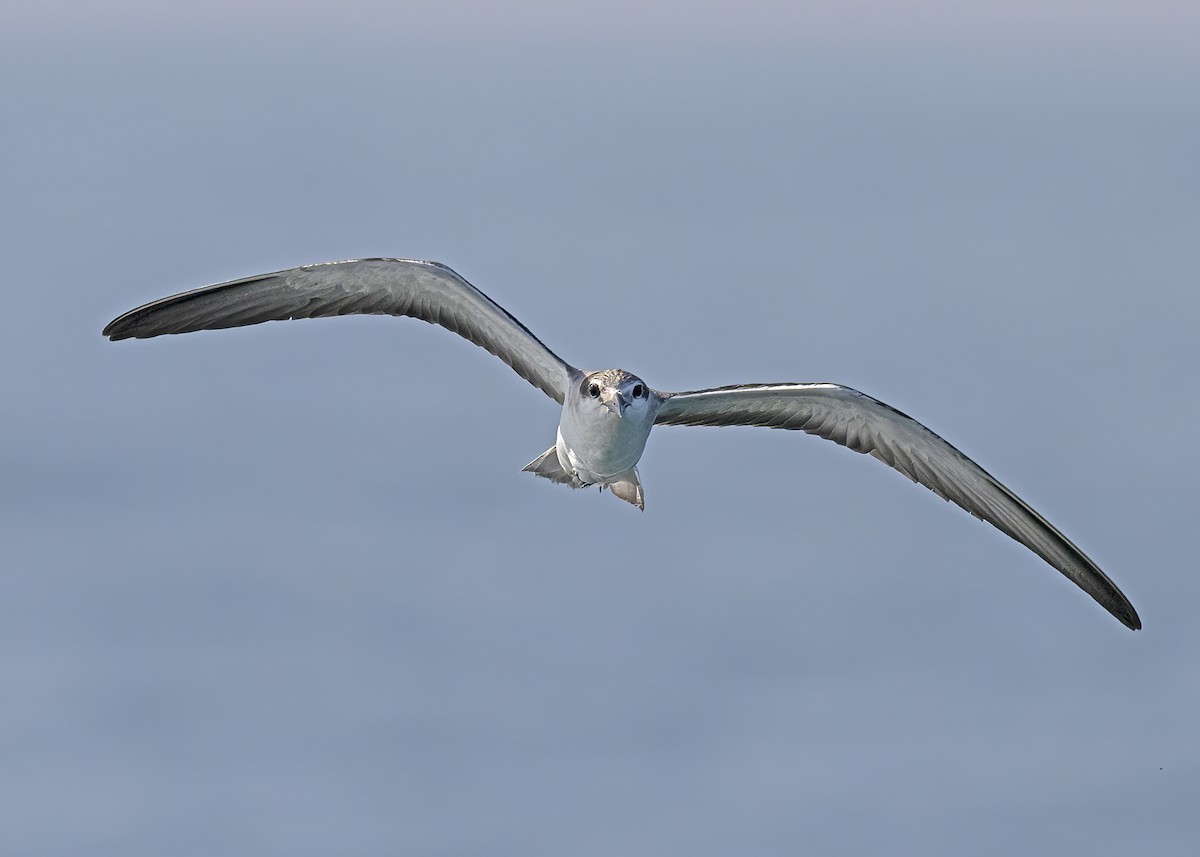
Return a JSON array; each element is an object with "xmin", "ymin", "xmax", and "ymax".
[{"xmin": 603, "ymin": 390, "xmax": 630, "ymax": 418}]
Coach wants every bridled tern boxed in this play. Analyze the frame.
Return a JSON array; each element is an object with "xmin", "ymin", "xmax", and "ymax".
[{"xmin": 103, "ymin": 258, "xmax": 1140, "ymax": 630}]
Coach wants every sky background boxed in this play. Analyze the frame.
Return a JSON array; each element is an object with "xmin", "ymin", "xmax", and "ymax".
[{"xmin": 3, "ymin": 1, "xmax": 1198, "ymax": 854}]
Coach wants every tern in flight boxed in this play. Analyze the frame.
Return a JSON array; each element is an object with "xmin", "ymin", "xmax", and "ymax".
[{"xmin": 104, "ymin": 258, "xmax": 1140, "ymax": 629}]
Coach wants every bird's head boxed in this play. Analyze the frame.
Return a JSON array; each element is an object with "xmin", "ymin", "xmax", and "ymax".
[{"xmin": 577, "ymin": 369, "xmax": 654, "ymax": 422}]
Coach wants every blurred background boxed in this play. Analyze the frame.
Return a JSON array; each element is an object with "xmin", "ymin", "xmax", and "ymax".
[{"xmin": 2, "ymin": 1, "xmax": 1197, "ymax": 854}]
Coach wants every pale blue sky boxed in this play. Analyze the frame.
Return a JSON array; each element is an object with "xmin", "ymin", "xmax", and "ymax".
[{"xmin": 3, "ymin": 2, "xmax": 1197, "ymax": 854}]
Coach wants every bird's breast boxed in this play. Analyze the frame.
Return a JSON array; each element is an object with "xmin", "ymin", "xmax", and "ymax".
[{"xmin": 557, "ymin": 410, "xmax": 651, "ymax": 483}]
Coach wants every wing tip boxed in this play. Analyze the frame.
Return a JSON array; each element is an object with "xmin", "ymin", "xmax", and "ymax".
[{"xmin": 103, "ymin": 313, "xmax": 145, "ymax": 340}]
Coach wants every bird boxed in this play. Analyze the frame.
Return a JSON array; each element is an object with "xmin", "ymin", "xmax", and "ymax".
[{"xmin": 103, "ymin": 257, "xmax": 1140, "ymax": 630}]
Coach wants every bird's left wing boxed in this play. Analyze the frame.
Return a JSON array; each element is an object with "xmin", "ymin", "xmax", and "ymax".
[
  {"xmin": 653, "ymin": 382, "xmax": 1140, "ymax": 630},
  {"xmin": 103, "ymin": 258, "xmax": 576, "ymax": 403}
]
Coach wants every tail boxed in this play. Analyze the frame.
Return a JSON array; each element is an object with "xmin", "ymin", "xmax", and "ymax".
[
  {"xmin": 522, "ymin": 447, "xmax": 645, "ymax": 510},
  {"xmin": 521, "ymin": 446, "xmax": 578, "ymax": 486}
]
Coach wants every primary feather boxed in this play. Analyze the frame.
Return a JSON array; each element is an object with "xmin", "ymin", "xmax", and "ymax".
[{"xmin": 103, "ymin": 258, "xmax": 576, "ymax": 403}]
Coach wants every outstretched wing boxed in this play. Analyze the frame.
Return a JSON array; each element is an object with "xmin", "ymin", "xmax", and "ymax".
[
  {"xmin": 654, "ymin": 382, "xmax": 1140, "ymax": 630},
  {"xmin": 103, "ymin": 258, "xmax": 577, "ymax": 403}
]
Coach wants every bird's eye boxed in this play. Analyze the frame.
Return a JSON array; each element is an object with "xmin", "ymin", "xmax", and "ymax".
[
  {"xmin": 588, "ymin": 383, "xmax": 601, "ymax": 398},
  {"xmin": 632, "ymin": 384, "xmax": 645, "ymax": 398}
]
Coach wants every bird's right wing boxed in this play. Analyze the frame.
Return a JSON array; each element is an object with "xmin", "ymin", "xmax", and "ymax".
[
  {"xmin": 103, "ymin": 258, "xmax": 577, "ymax": 403},
  {"xmin": 654, "ymin": 382, "xmax": 1140, "ymax": 630}
]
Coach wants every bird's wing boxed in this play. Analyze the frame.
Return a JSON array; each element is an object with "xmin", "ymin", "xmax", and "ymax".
[
  {"xmin": 654, "ymin": 382, "xmax": 1139, "ymax": 630},
  {"xmin": 103, "ymin": 258, "xmax": 576, "ymax": 403}
]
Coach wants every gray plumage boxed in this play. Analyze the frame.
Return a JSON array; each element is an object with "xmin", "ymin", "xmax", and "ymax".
[
  {"xmin": 104, "ymin": 258, "xmax": 572, "ymax": 403},
  {"xmin": 104, "ymin": 258, "xmax": 1141, "ymax": 630}
]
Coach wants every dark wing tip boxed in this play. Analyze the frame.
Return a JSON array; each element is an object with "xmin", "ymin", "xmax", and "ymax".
[
  {"xmin": 104, "ymin": 305, "xmax": 159, "ymax": 340},
  {"xmin": 1118, "ymin": 602, "xmax": 1142, "ymax": 631},
  {"xmin": 100, "ymin": 260, "xmax": 455, "ymax": 343},
  {"xmin": 102, "ymin": 315, "xmax": 133, "ymax": 340}
]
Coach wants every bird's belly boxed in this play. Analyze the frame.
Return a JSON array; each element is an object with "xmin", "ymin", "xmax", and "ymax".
[{"xmin": 557, "ymin": 423, "xmax": 647, "ymax": 483}]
